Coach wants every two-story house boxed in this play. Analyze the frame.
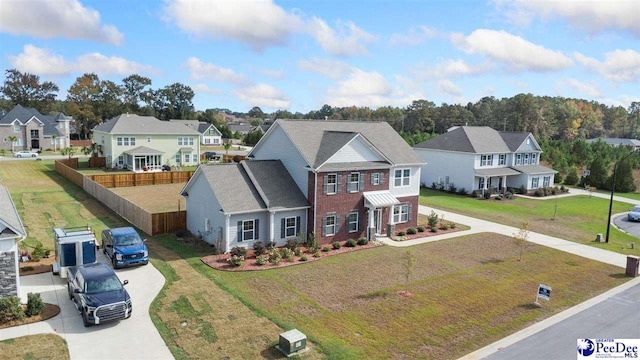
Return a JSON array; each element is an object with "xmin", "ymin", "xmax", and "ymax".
[
  {"xmin": 169, "ymin": 119, "xmax": 222, "ymax": 146},
  {"xmin": 92, "ymin": 114, "xmax": 201, "ymax": 171},
  {"xmin": 181, "ymin": 119, "xmax": 424, "ymax": 251},
  {"xmin": 0, "ymin": 105, "xmax": 72, "ymax": 151},
  {"xmin": 0, "ymin": 185, "xmax": 27, "ymax": 299},
  {"xmin": 414, "ymin": 126, "xmax": 557, "ymax": 194}
]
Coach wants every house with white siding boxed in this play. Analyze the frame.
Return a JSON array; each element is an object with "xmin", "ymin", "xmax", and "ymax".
[
  {"xmin": 0, "ymin": 185, "xmax": 27, "ymax": 299},
  {"xmin": 169, "ymin": 119, "xmax": 222, "ymax": 146},
  {"xmin": 414, "ymin": 126, "xmax": 557, "ymax": 194},
  {"xmin": 92, "ymin": 114, "xmax": 201, "ymax": 171}
]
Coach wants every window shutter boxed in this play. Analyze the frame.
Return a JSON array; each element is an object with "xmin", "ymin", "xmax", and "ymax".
[
  {"xmin": 255, "ymin": 219, "xmax": 259, "ymax": 240},
  {"xmin": 336, "ymin": 173, "xmax": 342, "ymax": 193},
  {"xmin": 321, "ymin": 216, "xmax": 327, "ymax": 236},
  {"xmin": 370, "ymin": 173, "xmax": 375, "ymax": 186},
  {"xmin": 408, "ymin": 203, "xmax": 413, "ymax": 222},
  {"xmin": 237, "ymin": 221, "xmax": 242, "ymax": 242},
  {"xmin": 281, "ymin": 218, "xmax": 285, "ymax": 238},
  {"xmin": 323, "ymin": 175, "xmax": 328, "ymax": 194},
  {"xmin": 359, "ymin": 173, "xmax": 364, "ymax": 192},
  {"xmin": 334, "ymin": 214, "xmax": 340, "ymax": 234},
  {"xmin": 380, "ymin": 173, "xmax": 385, "ymax": 185},
  {"xmin": 296, "ymin": 216, "xmax": 301, "ymax": 235}
]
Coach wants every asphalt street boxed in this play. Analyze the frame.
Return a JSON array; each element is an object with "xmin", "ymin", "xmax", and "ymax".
[
  {"xmin": 614, "ymin": 214, "xmax": 640, "ymax": 240},
  {"xmin": 482, "ymin": 282, "xmax": 640, "ymax": 360}
]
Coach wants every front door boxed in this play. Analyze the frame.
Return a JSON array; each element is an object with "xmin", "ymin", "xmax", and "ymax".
[
  {"xmin": 31, "ymin": 138, "xmax": 39, "ymax": 149},
  {"xmin": 498, "ymin": 177, "xmax": 503, "ymax": 191},
  {"xmin": 373, "ymin": 209, "xmax": 382, "ymax": 234}
]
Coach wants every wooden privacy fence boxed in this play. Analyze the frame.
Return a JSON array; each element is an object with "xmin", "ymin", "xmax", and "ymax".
[
  {"xmin": 55, "ymin": 160, "xmax": 187, "ymax": 235},
  {"xmin": 87, "ymin": 170, "xmax": 194, "ymax": 188}
]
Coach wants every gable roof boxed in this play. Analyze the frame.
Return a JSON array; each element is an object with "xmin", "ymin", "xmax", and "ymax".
[
  {"xmin": 414, "ymin": 126, "xmax": 536, "ymax": 154},
  {"xmin": 169, "ymin": 119, "xmax": 220, "ymax": 135},
  {"xmin": 228, "ymin": 123, "xmax": 252, "ymax": 133},
  {"xmin": 182, "ymin": 160, "xmax": 309, "ymax": 214},
  {"xmin": 0, "ymin": 185, "xmax": 27, "ymax": 240},
  {"xmin": 253, "ymin": 119, "xmax": 422, "ymax": 169},
  {"xmin": 0, "ymin": 104, "xmax": 69, "ymax": 137},
  {"xmin": 93, "ymin": 114, "xmax": 201, "ymax": 135}
]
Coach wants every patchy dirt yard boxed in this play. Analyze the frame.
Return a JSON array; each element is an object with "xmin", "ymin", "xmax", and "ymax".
[{"xmin": 110, "ymin": 183, "xmax": 185, "ymax": 212}]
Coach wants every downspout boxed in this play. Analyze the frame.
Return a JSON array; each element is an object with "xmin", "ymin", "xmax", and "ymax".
[{"xmin": 313, "ymin": 169, "xmax": 318, "ymax": 237}]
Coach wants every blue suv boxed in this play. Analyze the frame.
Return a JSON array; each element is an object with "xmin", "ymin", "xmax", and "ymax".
[{"xmin": 102, "ymin": 227, "xmax": 149, "ymax": 268}]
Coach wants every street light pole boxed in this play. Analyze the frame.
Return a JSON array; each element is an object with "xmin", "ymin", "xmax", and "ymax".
[{"xmin": 605, "ymin": 150, "xmax": 637, "ymax": 243}]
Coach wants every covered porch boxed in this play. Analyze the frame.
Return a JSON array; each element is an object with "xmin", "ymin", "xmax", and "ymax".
[
  {"xmin": 474, "ymin": 167, "xmax": 522, "ymax": 194},
  {"xmin": 124, "ymin": 146, "xmax": 164, "ymax": 172},
  {"xmin": 364, "ymin": 191, "xmax": 400, "ymax": 240}
]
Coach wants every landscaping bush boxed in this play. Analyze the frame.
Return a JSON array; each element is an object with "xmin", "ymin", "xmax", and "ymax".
[
  {"xmin": 294, "ymin": 247, "xmax": 303, "ymax": 256},
  {"xmin": 417, "ymin": 226, "xmax": 426, "ymax": 232},
  {"xmin": 397, "ymin": 231, "xmax": 406, "ymax": 237},
  {"xmin": 471, "ymin": 190, "xmax": 480, "ymax": 198},
  {"xmin": 496, "ymin": 194, "xmax": 503, "ymax": 200},
  {"xmin": 313, "ymin": 251, "xmax": 321, "ymax": 258},
  {"xmin": 286, "ymin": 238, "xmax": 299, "ymax": 251},
  {"xmin": 483, "ymin": 190, "xmax": 492, "ymax": 199},
  {"xmin": 505, "ymin": 191, "xmax": 513, "ymax": 199},
  {"xmin": 0, "ymin": 296, "xmax": 24, "ymax": 322},
  {"xmin": 255, "ymin": 255, "xmax": 268, "ymax": 266},
  {"xmin": 431, "ymin": 182, "xmax": 438, "ymax": 189},
  {"xmin": 268, "ymin": 250, "xmax": 282, "ymax": 265},
  {"xmin": 332, "ymin": 241, "xmax": 341, "ymax": 250},
  {"xmin": 519, "ymin": 184, "xmax": 527, "ymax": 195},
  {"xmin": 457, "ymin": 187, "xmax": 467, "ymax": 196},
  {"xmin": 26, "ymin": 293, "xmax": 44, "ymax": 317},
  {"xmin": 345, "ymin": 238, "xmax": 357, "ymax": 247},
  {"xmin": 564, "ymin": 167, "xmax": 579, "ymax": 186},
  {"xmin": 229, "ymin": 246, "xmax": 247, "ymax": 257},
  {"xmin": 299, "ymin": 255, "xmax": 308, "ymax": 262},
  {"xmin": 534, "ymin": 188, "xmax": 544, "ymax": 197},
  {"xmin": 357, "ymin": 237, "xmax": 368, "ymax": 245},
  {"xmin": 305, "ymin": 232, "xmax": 319, "ymax": 253},
  {"xmin": 448, "ymin": 183, "xmax": 457, "ymax": 193},
  {"xmin": 449, "ymin": 222, "xmax": 457, "ymax": 229},
  {"xmin": 427, "ymin": 210, "xmax": 438, "ymax": 228},
  {"xmin": 406, "ymin": 227, "xmax": 417, "ymax": 235},
  {"xmin": 321, "ymin": 246, "xmax": 331, "ymax": 252},
  {"xmin": 31, "ymin": 243, "xmax": 46, "ymax": 262},
  {"xmin": 280, "ymin": 248, "xmax": 295, "ymax": 262},
  {"xmin": 430, "ymin": 227, "xmax": 437, "ymax": 233},
  {"xmin": 226, "ymin": 255, "xmax": 244, "ymax": 267},
  {"xmin": 437, "ymin": 183, "xmax": 446, "ymax": 191},
  {"xmin": 252, "ymin": 241, "xmax": 265, "ymax": 256},
  {"xmin": 266, "ymin": 241, "xmax": 277, "ymax": 250},
  {"xmin": 438, "ymin": 221, "xmax": 449, "ymax": 230}
]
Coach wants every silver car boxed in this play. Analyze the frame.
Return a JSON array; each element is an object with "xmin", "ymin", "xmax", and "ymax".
[
  {"xmin": 628, "ymin": 206, "xmax": 640, "ymax": 222},
  {"xmin": 13, "ymin": 150, "xmax": 39, "ymax": 158}
]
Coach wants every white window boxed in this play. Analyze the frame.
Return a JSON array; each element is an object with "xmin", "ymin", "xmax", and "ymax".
[
  {"xmin": 324, "ymin": 173, "xmax": 338, "ymax": 194},
  {"xmin": 322, "ymin": 213, "xmax": 337, "ymax": 236},
  {"xmin": 284, "ymin": 217, "xmax": 297, "ymax": 238},
  {"xmin": 481, "ymin": 155, "xmax": 492, "ymax": 166},
  {"xmin": 175, "ymin": 154, "xmax": 181, "ymax": 164},
  {"xmin": 515, "ymin": 154, "xmax": 522, "ymax": 165},
  {"xmin": 117, "ymin": 156, "xmax": 124, "ymax": 166},
  {"xmin": 532, "ymin": 177, "xmax": 539, "ymax": 188},
  {"xmin": 240, "ymin": 220, "xmax": 256, "ymax": 241},
  {"xmin": 393, "ymin": 204, "xmax": 409, "ymax": 223},
  {"xmin": 524, "ymin": 153, "xmax": 529, "ymax": 165},
  {"xmin": 394, "ymin": 169, "xmax": 410, "ymax": 187},
  {"xmin": 178, "ymin": 137, "xmax": 183, "ymax": 146},
  {"xmin": 184, "ymin": 154, "xmax": 190, "ymax": 163},
  {"xmin": 347, "ymin": 172, "xmax": 361, "ymax": 193},
  {"xmin": 445, "ymin": 176, "xmax": 450, "ymax": 185},
  {"xmin": 188, "ymin": 137, "xmax": 194, "ymax": 145},
  {"xmin": 479, "ymin": 177, "xmax": 485, "ymax": 189},
  {"xmin": 123, "ymin": 137, "xmax": 130, "ymax": 146},
  {"xmin": 130, "ymin": 137, "xmax": 136, "ymax": 146},
  {"xmin": 499, "ymin": 154, "xmax": 506, "ymax": 166},
  {"xmin": 117, "ymin": 137, "xmax": 123, "ymax": 146},
  {"xmin": 205, "ymin": 138, "xmax": 211, "ymax": 144},
  {"xmin": 101, "ymin": 136, "xmax": 104, "ymax": 144},
  {"xmin": 213, "ymin": 138, "xmax": 220, "ymax": 145},
  {"xmin": 13, "ymin": 123, "xmax": 20, "ymax": 132},
  {"xmin": 531, "ymin": 153, "xmax": 537, "ymax": 164},
  {"xmin": 347, "ymin": 212, "xmax": 358, "ymax": 233},
  {"xmin": 543, "ymin": 176, "xmax": 550, "ymax": 187},
  {"xmin": 371, "ymin": 173, "xmax": 380, "ymax": 186}
]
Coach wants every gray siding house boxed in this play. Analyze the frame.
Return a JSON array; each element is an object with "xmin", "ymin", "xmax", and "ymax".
[{"xmin": 0, "ymin": 185, "xmax": 27, "ymax": 299}]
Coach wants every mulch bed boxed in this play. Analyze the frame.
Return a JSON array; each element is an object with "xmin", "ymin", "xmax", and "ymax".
[
  {"xmin": 392, "ymin": 226, "xmax": 464, "ymax": 241},
  {"xmin": 0, "ymin": 304, "xmax": 60, "ymax": 329},
  {"xmin": 202, "ymin": 241, "xmax": 381, "ymax": 271}
]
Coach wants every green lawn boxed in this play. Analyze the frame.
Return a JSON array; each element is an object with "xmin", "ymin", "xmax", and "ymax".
[
  {"xmin": 152, "ymin": 233, "xmax": 628, "ymax": 360},
  {"xmin": 420, "ymin": 188, "xmax": 640, "ymax": 256}
]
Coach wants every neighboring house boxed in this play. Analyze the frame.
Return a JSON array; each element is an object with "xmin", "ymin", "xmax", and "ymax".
[
  {"xmin": 252, "ymin": 123, "xmax": 272, "ymax": 134},
  {"xmin": 0, "ymin": 185, "xmax": 27, "ymax": 299},
  {"xmin": 169, "ymin": 119, "xmax": 222, "ymax": 146},
  {"xmin": 0, "ymin": 104, "xmax": 72, "ymax": 151},
  {"xmin": 92, "ymin": 114, "xmax": 201, "ymax": 171},
  {"xmin": 228, "ymin": 123, "xmax": 252, "ymax": 136},
  {"xmin": 257, "ymin": 120, "xmax": 423, "ymax": 244},
  {"xmin": 414, "ymin": 126, "xmax": 557, "ymax": 194},
  {"xmin": 180, "ymin": 160, "xmax": 310, "ymax": 253},
  {"xmin": 586, "ymin": 138, "xmax": 640, "ymax": 150}
]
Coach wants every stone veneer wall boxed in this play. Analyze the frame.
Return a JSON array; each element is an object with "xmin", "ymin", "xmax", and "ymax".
[{"xmin": 0, "ymin": 251, "xmax": 17, "ymax": 297}]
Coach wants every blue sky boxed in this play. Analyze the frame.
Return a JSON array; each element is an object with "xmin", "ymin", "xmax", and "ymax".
[{"xmin": 0, "ymin": 0, "xmax": 638, "ymax": 113}]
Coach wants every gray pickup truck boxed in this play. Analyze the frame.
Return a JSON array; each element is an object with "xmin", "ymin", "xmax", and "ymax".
[{"xmin": 67, "ymin": 262, "xmax": 132, "ymax": 327}]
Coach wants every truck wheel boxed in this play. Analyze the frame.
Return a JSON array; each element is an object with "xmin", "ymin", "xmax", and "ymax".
[{"xmin": 82, "ymin": 310, "xmax": 93, "ymax": 327}]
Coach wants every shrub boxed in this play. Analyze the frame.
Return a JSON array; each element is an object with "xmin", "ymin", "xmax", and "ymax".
[
  {"xmin": 26, "ymin": 293, "xmax": 44, "ymax": 317},
  {"xmin": 266, "ymin": 241, "xmax": 277, "ymax": 250},
  {"xmin": 0, "ymin": 296, "xmax": 24, "ymax": 322},
  {"xmin": 483, "ymin": 190, "xmax": 492, "ymax": 199},
  {"xmin": 448, "ymin": 183, "xmax": 457, "ymax": 193},
  {"xmin": 294, "ymin": 247, "xmax": 303, "ymax": 256},
  {"xmin": 560, "ymin": 185, "xmax": 566, "ymax": 193},
  {"xmin": 417, "ymin": 226, "xmax": 426, "ymax": 232},
  {"xmin": 564, "ymin": 167, "xmax": 579, "ymax": 186},
  {"xmin": 357, "ymin": 237, "xmax": 368, "ymax": 245},
  {"xmin": 437, "ymin": 183, "xmax": 445, "ymax": 191},
  {"xmin": 229, "ymin": 246, "xmax": 247, "ymax": 257},
  {"xmin": 430, "ymin": 227, "xmax": 437, "ymax": 233},
  {"xmin": 534, "ymin": 188, "xmax": 544, "ymax": 197},
  {"xmin": 299, "ymin": 255, "xmax": 308, "ymax": 262},
  {"xmin": 268, "ymin": 250, "xmax": 282, "ymax": 265},
  {"xmin": 439, "ymin": 222, "xmax": 449, "ymax": 230},
  {"xmin": 280, "ymin": 248, "xmax": 295, "ymax": 262},
  {"xmin": 397, "ymin": 231, "xmax": 406, "ymax": 237},
  {"xmin": 313, "ymin": 251, "xmax": 321, "ymax": 258},
  {"xmin": 431, "ymin": 182, "xmax": 438, "ymax": 189},
  {"xmin": 345, "ymin": 238, "xmax": 357, "ymax": 247},
  {"xmin": 449, "ymin": 222, "xmax": 457, "ymax": 229},
  {"xmin": 496, "ymin": 194, "xmax": 503, "ymax": 200},
  {"xmin": 505, "ymin": 191, "xmax": 513, "ymax": 199},
  {"xmin": 427, "ymin": 210, "xmax": 439, "ymax": 228},
  {"xmin": 256, "ymin": 255, "xmax": 268, "ymax": 266},
  {"xmin": 457, "ymin": 187, "xmax": 467, "ymax": 196},
  {"xmin": 471, "ymin": 190, "xmax": 480, "ymax": 198},
  {"xmin": 286, "ymin": 238, "xmax": 299, "ymax": 251},
  {"xmin": 321, "ymin": 246, "xmax": 331, "ymax": 252},
  {"xmin": 305, "ymin": 232, "xmax": 319, "ymax": 252},
  {"xmin": 226, "ymin": 255, "xmax": 244, "ymax": 267},
  {"xmin": 519, "ymin": 184, "xmax": 527, "ymax": 195},
  {"xmin": 332, "ymin": 241, "xmax": 341, "ymax": 250},
  {"xmin": 31, "ymin": 243, "xmax": 46, "ymax": 262},
  {"xmin": 406, "ymin": 227, "xmax": 417, "ymax": 235},
  {"xmin": 252, "ymin": 241, "xmax": 265, "ymax": 256}
]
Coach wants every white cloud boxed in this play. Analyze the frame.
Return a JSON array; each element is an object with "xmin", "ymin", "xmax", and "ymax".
[
  {"xmin": 192, "ymin": 83, "xmax": 223, "ymax": 95},
  {"xmin": 0, "ymin": 0, "xmax": 123, "ymax": 45},
  {"xmin": 325, "ymin": 69, "xmax": 419, "ymax": 108},
  {"xmin": 574, "ymin": 50, "xmax": 640, "ymax": 82},
  {"xmin": 438, "ymin": 80, "xmax": 462, "ymax": 96},
  {"xmin": 451, "ymin": 29, "xmax": 574, "ymax": 72},
  {"xmin": 298, "ymin": 58, "xmax": 354, "ymax": 79},
  {"xmin": 8, "ymin": 45, "xmax": 156, "ymax": 76},
  {"xmin": 412, "ymin": 59, "xmax": 493, "ymax": 79},
  {"xmin": 307, "ymin": 18, "xmax": 375, "ymax": 57},
  {"xmin": 234, "ymin": 84, "xmax": 290, "ymax": 109},
  {"xmin": 497, "ymin": 0, "xmax": 640, "ymax": 37},
  {"xmin": 252, "ymin": 67, "xmax": 285, "ymax": 79},
  {"xmin": 557, "ymin": 78, "xmax": 603, "ymax": 97},
  {"xmin": 389, "ymin": 25, "xmax": 436, "ymax": 46},
  {"xmin": 183, "ymin": 57, "xmax": 247, "ymax": 84}
]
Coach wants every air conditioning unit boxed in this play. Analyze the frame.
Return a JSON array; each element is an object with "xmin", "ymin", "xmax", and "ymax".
[{"xmin": 276, "ymin": 329, "xmax": 307, "ymax": 356}]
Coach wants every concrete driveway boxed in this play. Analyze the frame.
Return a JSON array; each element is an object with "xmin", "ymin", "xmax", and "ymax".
[{"xmin": 0, "ymin": 252, "xmax": 173, "ymax": 360}]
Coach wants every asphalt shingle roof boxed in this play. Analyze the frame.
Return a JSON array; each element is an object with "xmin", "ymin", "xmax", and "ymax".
[
  {"xmin": 0, "ymin": 185, "xmax": 27, "ymax": 240},
  {"xmin": 0, "ymin": 105, "xmax": 68, "ymax": 137},
  {"xmin": 241, "ymin": 160, "xmax": 309, "ymax": 210},
  {"xmin": 586, "ymin": 138, "xmax": 640, "ymax": 147},
  {"xmin": 511, "ymin": 164, "xmax": 558, "ymax": 175},
  {"xmin": 93, "ymin": 114, "xmax": 200, "ymax": 135},
  {"xmin": 272, "ymin": 120, "xmax": 423, "ymax": 168},
  {"xmin": 415, "ymin": 126, "xmax": 531, "ymax": 154},
  {"xmin": 195, "ymin": 164, "xmax": 266, "ymax": 213}
]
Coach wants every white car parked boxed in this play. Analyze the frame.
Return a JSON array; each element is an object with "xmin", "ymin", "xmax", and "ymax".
[{"xmin": 13, "ymin": 150, "xmax": 39, "ymax": 158}]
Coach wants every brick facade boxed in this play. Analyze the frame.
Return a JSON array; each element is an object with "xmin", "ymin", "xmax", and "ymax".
[{"xmin": 0, "ymin": 251, "xmax": 17, "ymax": 298}]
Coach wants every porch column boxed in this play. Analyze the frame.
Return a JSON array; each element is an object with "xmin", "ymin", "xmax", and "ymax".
[
  {"xmin": 224, "ymin": 214, "xmax": 231, "ymax": 253},
  {"xmin": 269, "ymin": 211, "xmax": 275, "ymax": 243},
  {"xmin": 503, "ymin": 175, "xmax": 507, "ymax": 193},
  {"xmin": 367, "ymin": 206, "xmax": 375, "ymax": 241},
  {"xmin": 387, "ymin": 205, "xmax": 395, "ymax": 238}
]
